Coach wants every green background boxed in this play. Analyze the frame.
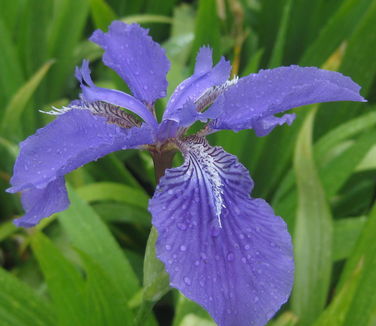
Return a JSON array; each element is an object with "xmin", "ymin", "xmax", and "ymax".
[{"xmin": 0, "ymin": 0, "xmax": 375, "ymax": 325}]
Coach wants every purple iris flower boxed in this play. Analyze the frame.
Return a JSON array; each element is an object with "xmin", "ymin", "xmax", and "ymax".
[{"xmin": 7, "ymin": 21, "xmax": 365, "ymax": 326}]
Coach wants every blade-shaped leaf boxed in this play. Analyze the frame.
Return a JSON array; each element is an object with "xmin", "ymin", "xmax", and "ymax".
[
  {"xmin": 291, "ymin": 108, "xmax": 333, "ymax": 325},
  {"xmin": 58, "ymin": 186, "xmax": 140, "ymax": 300},
  {"xmin": 0, "ymin": 267, "xmax": 55, "ymax": 326}
]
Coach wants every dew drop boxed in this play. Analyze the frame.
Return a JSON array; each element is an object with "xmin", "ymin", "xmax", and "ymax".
[
  {"xmin": 165, "ymin": 244, "xmax": 171, "ymax": 251},
  {"xmin": 183, "ymin": 276, "xmax": 191, "ymax": 286},
  {"xmin": 194, "ymin": 260, "xmax": 200, "ymax": 266},
  {"xmin": 254, "ymin": 296, "xmax": 259, "ymax": 303},
  {"xmin": 168, "ymin": 189, "xmax": 174, "ymax": 195},
  {"xmin": 241, "ymin": 257, "xmax": 247, "ymax": 264},
  {"xmin": 244, "ymin": 244, "xmax": 250, "ymax": 250},
  {"xmin": 180, "ymin": 245, "xmax": 187, "ymax": 252},
  {"xmin": 143, "ymin": 85, "xmax": 148, "ymax": 90},
  {"xmin": 227, "ymin": 252, "xmax": 234, "ymax": 261}
]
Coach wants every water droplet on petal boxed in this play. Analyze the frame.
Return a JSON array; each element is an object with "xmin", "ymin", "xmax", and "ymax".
[
  {"xmin": 180, "ymin": 245, "xmax": 187, "ymax": 252},
  {"xmin": 183, "ymin": 276, "xmax": 191, "ymax": 286},
  {"xmin": 165, "ymin": 244, "xmax": 171, "ymax": 251},
  {"xmin": 241, "ymin": 257, "xmax": 247, "ymax": 264},
  {"xmin": 244, "ymin": 244, "xmax": 250, "ymax": 250},
  {"xmin": 227, "ymin": 252, "xmax": 234, "ymax": 261},
  {"xmin": 254, "ymin": 296, "xmax": 259, "ymax": 303}
]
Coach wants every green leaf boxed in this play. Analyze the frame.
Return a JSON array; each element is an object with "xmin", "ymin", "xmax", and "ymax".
[
  {"xmin": 0, "ymin": 17, "xmax": 24, "ymax": 108},
  {"xmin": 89, "ymin": 0, "xmax": 117, "ymax": 30},
  {"xmin": 268, "ymin": 0, "xmax": 292, "ymax": 67},
  {"xmin": 267, "ymin": 312, "xmax": 298, "ymax": 326},
  {"xmin": 76, "ymin": 182, "xmax": 149, "ymax": 209},
  {"xmin": 315, "ymin": 110, "xmax": 376, "ymax": 159},
  {"xmin": 339, "ymin": 205, "xmax": 376, "ymax": 326},
  {"xmin": 179, "ymin": 314, "xmax": 216, "ymax": 326},
  {"xmin": 291, "ymin": 108, "xmax": 333, "ymax": 325},
  {"xmin": 313, "ymin": 259, "xmax": 364, "ymax": 326},
  {"xmin": 122, "ymin": 15, "xmax": 173, "ymax": 24},
  {"xmin": 319, "ymin": 130, "xmax": 376, "ymax": 197},
  {"xmin": 191, "ymin": 0, "xmax": 221, "ymax": 63},
  {"xmin": 58, "ymin": 186, "xmax": 140, "ymax": 300},
  {"xmin": 0, "ymin": 221, "xmax": 18, "ymax": 242},
  {"xmin": 172, "ymin": 294, "xmax": 212, "ymax": 326},
  {"xmin": 315, "ymin": 1, "xmax": 376, "ymax": 136},
  {"xmin": 0, "ymin": 267, "xmax": 55, "ymax": 326},
  {"xmin": 47, "ymin": 0, "xmax": 89, "ymax": 100},
  {"xmin": 1, "ymin": 60, "xmax": 54, "ymax": 138},
  {"xmin": 300, "ymin": 0, "xmax": 372, "ymax": 67},
  {"xmin": 333, "ymin": 216, "xmax": 367, "ymax": 261},
  {"xmin": 31, "ymin": 232, "xmax": 86, "ymax": 326},
  {"xmin": 135, "ymin": 227, "xmax": 170, "ymax": 325},
  {"xmin": 241, "ymin": 48, "xmax": 264, "ymax": 76},
  {"xmin": 79, "ymin": 251, "xmax": 134, "ymax": 326},
  {"xmin": 93, "ymin": 202, "xmax": 151, "ymax": 226}
]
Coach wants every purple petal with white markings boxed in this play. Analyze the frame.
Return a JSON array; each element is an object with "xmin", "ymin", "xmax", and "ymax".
[
  {"xmin": 8, "ymin": 109, "xmax": 153, "ymax": 226},
  {"xmin": 163, "ymin": 47, "xmax": 231, "ymax": 123},
  {"xmin": 76, "ymin": 60, "xmax": 158, "ymax": 128},
  {"xmin": 149, "ymin": 137, "xmax": 294, "ymax": 326},
  {"xmin": 208, "ymin": 65, "xmax": 366, "ymax": 135},
  {"xmin": 90, "ymin": 22, "xmax": 170, "ymax": 104}
]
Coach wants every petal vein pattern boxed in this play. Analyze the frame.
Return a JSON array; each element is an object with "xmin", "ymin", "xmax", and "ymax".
[
  {"xmin": 149, "ymin": 137, "xmax": 294, "ymax": 326},
  {"xmin": 7, "ymin": 109, "xmax": 153, "ymax": 226}
]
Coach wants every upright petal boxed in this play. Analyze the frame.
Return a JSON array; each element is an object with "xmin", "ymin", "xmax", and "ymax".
[
  {"xmin": 8, "ymin": 109, "xmax": 153, "ymax": 226},
  {"xmin": 90, "ymin": 22, "xmax": 170, "ymax": 104},
  {"xmin": 76, "ymin": 60, "xmax": 158, "ymax": 129},
  {"xmin": 207, "ymin": 66, "xmax": 366, "ymax": 135},
  {"xmin": 163, "ymin": 47, "xmax": 231, "ymax": 122},
  {"xmin": 149, "ymin": 137, "xmax": 294, "ymax": 326}
]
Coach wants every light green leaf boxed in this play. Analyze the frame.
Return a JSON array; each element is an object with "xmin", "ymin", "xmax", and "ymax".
[
  {"xmin": 79, "ymin": 251, "xmax": 134, "ymax": 326},
  {"xmin": 333, "ymin": 216, "xmax": 367, "ymax": 261},
  {"xmin": 172, "ymin": 294, "xmax": 212, "ymax": 326},
  {"xmin": 339, "ymin": 205, "xmax": 376, "ymax": 326},
  {"xmin": 76, "ymin": 182, "xmax": 149, "ymax": 208},
  {"xmin": 313, "ymin": 259, "xmax": 364, "ymax": 326},
  {"xmin": 58, "ymin": 186, "xmax": 140, "ymax": 300},
  {"xmin": 191, "ymin": 0, "xmax": 221, "ymax": 62},
  {"xmin": 89, "ymin": 0, "xmax": 117, "ymax": 30},
  {"xmin": 291, "ymin": 108, "xmax": 333, "ymax": 325},
  {"xmin": 135, "ymin": 227, "xmax": 170, "ymax": 325},
  {"xmin": 0, "ymin": 267, "xmax": 55, "ymax": 326},
  {"xmin": 1, "ymin": 60, "xmax": 54, "ymax": 137},
  {"xmin": 31, "ymin": 232, "xmax": 86, "ymax": 326},
  {"xmin": 179, "ymin": 314, "xmax": 216, "ymax": 326},
  {"xmin": 122, "ymin": 15, "xmax": 173, "ymax": 24}
]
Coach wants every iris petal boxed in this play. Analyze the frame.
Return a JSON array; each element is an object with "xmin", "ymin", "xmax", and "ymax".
[
  {"xmin": 8, "ymin": 109, "xmax": 153, "ymax": 226},
  {"xmin": 208, "ymin": 65, "xmax": 366, "ymax": 134},
  {"xmin": 90, "ymin": 22, "xmax": 170, "ymax": 105},
  {"xmin": 149, "ymin": 137, "xmax": 294, "ymax": 326},
  {"xmin": 163, "ymin": 47, "xmax": 231, "ymax": 123},
  {"xmin": 76, "ymin": 60, "xmax": 158, "ymax": 128}
]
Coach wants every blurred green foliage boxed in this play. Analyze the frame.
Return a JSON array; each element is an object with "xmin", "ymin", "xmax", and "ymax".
[{"xmin": 0, "ymin": 0, "xmax": 375, "ymax": 325}]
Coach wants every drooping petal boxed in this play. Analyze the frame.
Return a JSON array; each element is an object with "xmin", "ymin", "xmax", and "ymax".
[
  {"xmin": 149, "ymin": 137, "xmax": 294, "ymax": 326},
  {"xmin": 76, "ymin": 60, "xmax": 158, "ymax": 129},
  {"xmin": 162, "ymin": 47, "xmax": 231, "ymax": 123},
  {"xmin": 8, "ymin": 109, "xmax": 153, "ymax": 226},
  {"xmin": 90, "ymin": 22, "xmax": 170, "ymax": 104},
  {"xmin": 15, "ymin": 177, "xmax": 69, "ymax": 227},
  {"xmin": 207, "ymin": 65, "xmax": 366, "ymax": 135}
]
